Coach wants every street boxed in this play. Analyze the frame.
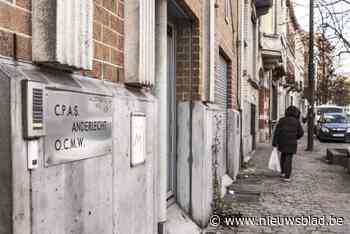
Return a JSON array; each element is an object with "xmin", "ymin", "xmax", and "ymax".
[
  {"xmin": 1, "ymin": 0, "xmax": 349, "ymax": 233},
  {"xmin": 207, "ymin": 136, "xmax": 350, "ymax": 234}
]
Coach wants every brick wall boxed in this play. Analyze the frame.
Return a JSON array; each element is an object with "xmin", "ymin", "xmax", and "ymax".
[
  {"xmin": 0, "ymin": 0, "xmax": 124, "ymax": 83},
  {"xmin": 86, "ymin": 0, "xmax": 124, "ymax": 82},
  {"xmin": 0, "ymin": 0, "xmax": 32, "ymax": 60},
  {"xmin": 175, "ymin": 0, "xmax": 204, "ymax": 102},
  {"xmin": 174, "ymin": 0, "xmax": 203, "ymax": 102},
  {"xmin": 216, "ymin": 0, "xmax": 238, "ymax": 110},
  {"xmin": 173, "ymin": 0, "xmax": 238, "ymax": 105},
  {"xmin": 175, "ymin": 20, "xmax": 202, "ymax": 101}
]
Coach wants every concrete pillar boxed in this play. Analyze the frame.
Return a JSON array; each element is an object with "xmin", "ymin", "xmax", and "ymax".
[
  {"xmin": 202, "ymin": 0, "xmax": 210, "ymax": 102},
  {"xmin": 155, "ymin": 0, "xmax": 168, "ymax": 230},
  {"xmin": 0, "ymin": 68, "xmax": 12, "ymax": 234}
]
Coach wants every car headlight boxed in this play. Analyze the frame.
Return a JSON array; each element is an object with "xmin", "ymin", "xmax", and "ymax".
[{"xmin": 321, "ymin": 127, "xmax": 330, "ymax": 133}]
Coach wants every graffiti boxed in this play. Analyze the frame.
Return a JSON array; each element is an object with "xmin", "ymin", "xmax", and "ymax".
[{"xmin": 212, "ymin": 112, "xmax": 224, "ymax": 213}]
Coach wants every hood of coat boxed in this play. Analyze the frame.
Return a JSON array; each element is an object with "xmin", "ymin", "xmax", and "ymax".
[{"xmin": 285, "ymin": 106, "xmax": 300, "ymax": 119}]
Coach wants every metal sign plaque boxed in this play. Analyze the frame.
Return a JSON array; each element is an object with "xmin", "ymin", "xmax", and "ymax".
[
  {"xmin": 130, "ymin": 113, "xmax": 146, "ymax": 167},
  {"xmin": 45, "ymin": 89, "xmax": 112, "ymax": 166}
]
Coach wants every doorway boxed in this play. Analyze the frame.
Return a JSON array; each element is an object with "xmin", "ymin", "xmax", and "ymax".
[
  {"xmin": 251, "ymin": 103, "xmax": 256, "ymax": 150},
  {"xmin": 167, "ymin": 24, "xmax": 177, "ymax": 201},
  {"xmin": 215, "ymin": 54, "xmax": 229, "ymax": 173}
]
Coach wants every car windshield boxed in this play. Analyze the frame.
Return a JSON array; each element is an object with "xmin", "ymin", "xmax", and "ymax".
[
  {"xmin": 317, "ymin": 107, "xmax": 343, "ymax": 115},
  {"xmin": 323, "ymin": 115, "xmax": 349, "ymax": 123}
]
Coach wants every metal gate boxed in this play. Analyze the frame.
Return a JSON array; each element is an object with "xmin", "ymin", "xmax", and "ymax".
[{"xmin": 215, "ymin": 55, "xmax": 228, "ymax": 173}]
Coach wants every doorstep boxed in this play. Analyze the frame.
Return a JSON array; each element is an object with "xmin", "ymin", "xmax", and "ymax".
[{"xmin": 165, "ymin": 204, "xmax": 202, "ymax": 234}]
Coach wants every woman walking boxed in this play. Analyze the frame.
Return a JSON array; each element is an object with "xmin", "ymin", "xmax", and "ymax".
[{"xmin": 272, "ymin": 106, "xmax": 304, "ymax": 182}]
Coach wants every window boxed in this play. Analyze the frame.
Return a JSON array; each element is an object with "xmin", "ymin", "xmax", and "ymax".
[
  {"xmin": 261, "ymin": 0, "xmax": 276, "ymax": 34},
  {"xmin": 323, "ymin": 114, "xmax": 349, "ymax": 123},
  {"xmin": 318, "ymin": 107, "xmax": 344, "ymax": 115}
]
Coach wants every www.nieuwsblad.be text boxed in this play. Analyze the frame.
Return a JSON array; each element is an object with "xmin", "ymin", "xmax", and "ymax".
[{"xmin": 209, "ymin": 214, "xmax": 345, "ymax": 227}]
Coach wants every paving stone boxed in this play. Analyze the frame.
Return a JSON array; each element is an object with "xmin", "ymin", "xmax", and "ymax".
[{"xmin": 205, "ymin": 137, "xmax": 350, "ymax": 233}]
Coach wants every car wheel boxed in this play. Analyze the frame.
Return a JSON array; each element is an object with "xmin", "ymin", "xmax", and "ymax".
[{"xmin": 316, "ymin": 130, "xmax": 321, "ymax": 138}]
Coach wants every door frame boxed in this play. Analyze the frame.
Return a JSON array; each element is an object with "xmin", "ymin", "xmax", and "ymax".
[
  {"xmin": 251, "ymin": 103, "xmax": 256, "ymax": 150},
  {"xmin": 166, "ymin": 23, "xmax": 177, "ymax": 205}
]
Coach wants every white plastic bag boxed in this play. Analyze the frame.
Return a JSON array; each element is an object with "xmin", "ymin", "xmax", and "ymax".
[{"xmin": 268, "ymin": 147, "xmax": 281, "ymax": 172}]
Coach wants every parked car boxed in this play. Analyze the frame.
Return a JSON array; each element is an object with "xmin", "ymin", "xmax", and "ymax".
[
  {"xmin": 316, "ymin": 113, "xmax": 350, "ymax": 142},
  {"xmin": 315, "ymin": 105, "xmax": 345, "ymax": 124}
]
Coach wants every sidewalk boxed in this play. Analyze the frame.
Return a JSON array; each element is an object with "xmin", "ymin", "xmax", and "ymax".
[{"xmin": 206, "ymin": 137, "xmax": 350, "ymax": 234}]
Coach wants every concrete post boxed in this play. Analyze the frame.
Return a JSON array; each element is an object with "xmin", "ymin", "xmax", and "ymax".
[
  {"xmin": 155, "ymin": 0, "xmax": 168, "ymax": 231},
  {"xmin": 0, "ymin": 68, "xmax": 12, "ymax": 234},
  {"xmin": 203, "ymin": 0, "xmax": 210, "ymax": 102}
]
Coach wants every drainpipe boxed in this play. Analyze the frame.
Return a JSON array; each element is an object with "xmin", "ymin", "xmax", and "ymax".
[
  {"xmin": 155, "ymin": 0, "xmax": 167, "ymax": 232},
  {"xmin": 188, "ymin": 20, "xmax": 194, "ymax": 218},
  {"xmin": 233, "ymin": 0, "xmax": 243, "ymax": 167},
  {"xmin": 208, "ymin": 0, "xmax": 216, "ymax": 103},
  {"xmin": 238, "ymin": 0, "xmax": 245, "ymax": 166}
]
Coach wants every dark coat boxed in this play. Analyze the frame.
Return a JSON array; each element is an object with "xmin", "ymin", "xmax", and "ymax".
[{"xmin": 272, "ymin": 106, "xmax": 304, "ymax": 154}]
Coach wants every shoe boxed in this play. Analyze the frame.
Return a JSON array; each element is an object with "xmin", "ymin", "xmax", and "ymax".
[
  {"xmin": 280, "ymin": 173, "xmax": 286, "ymax": 178},
  {"xmin": 282, "ymin": 178, "xmax": 291, "ymax": 182}
]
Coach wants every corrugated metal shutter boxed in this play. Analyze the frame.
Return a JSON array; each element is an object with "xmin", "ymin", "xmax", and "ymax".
[
  {"xmin": 243, "ymin": 0, "xmax": 249, "ymax": 69},
  {"xmin": 216, "ymin": 55, "xmax": 228, "ymax": 172},
  {"xmin": 216, "ymin": 55, "xmax": 228, "ymax": 108},
  {"xmin": 244, "ymin": 0, "xmax": 249, "ymax": 41}
]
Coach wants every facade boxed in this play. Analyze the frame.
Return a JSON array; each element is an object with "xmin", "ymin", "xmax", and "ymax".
[
  {"xmin": 295, "ymin": 31, "xmax": 307, "ymax": 116},
  {"xmin": 259, "ymin": 0, "xmax": 306, "ymax": 144},
  {"xmin": 239, "ymin": 0, "xmax": 273, "ymax": 160},
  {"xmin": 165, "ymin": 0, "xmax": 241, "ymax": 231},
  {"xmin": 283, "ymin": 0, "xmax": 304, "ymax": 115},
  {"xmin": 0, "ymin": 0, "xmax": 242, "ymax": 233},
  {"xmin": 0, "ymin": 1, "xmax": 159, "ymax": 234},
  {"xmin": 260, "ymin": 0, "xmax": 286, "ymax": 141}
]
